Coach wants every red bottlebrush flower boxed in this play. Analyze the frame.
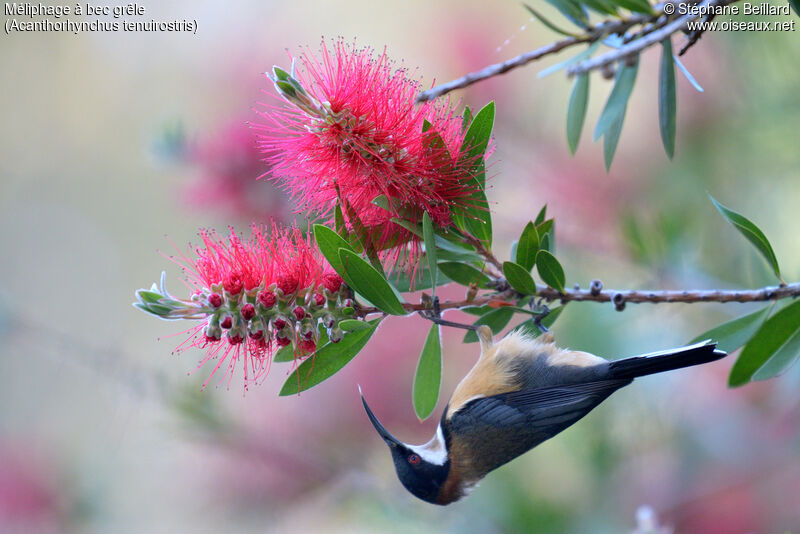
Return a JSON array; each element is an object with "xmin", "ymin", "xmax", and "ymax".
[
  {"xmin": 255, "ymin": 40, "xmax": 484, "ymax": 273},
  {"xmin": 164, "ymin": 224, "xmax": 344, "ymax": 390}
]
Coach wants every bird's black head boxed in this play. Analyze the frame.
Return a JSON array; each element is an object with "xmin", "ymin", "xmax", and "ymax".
[{"xmin": 360, "ymin": 390, "xmax": 451, "ymax": 505}]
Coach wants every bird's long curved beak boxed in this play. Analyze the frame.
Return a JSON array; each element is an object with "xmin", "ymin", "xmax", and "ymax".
[{"xmin": 359, "ymin": 386, "xmax": 402, "ymax": 448}]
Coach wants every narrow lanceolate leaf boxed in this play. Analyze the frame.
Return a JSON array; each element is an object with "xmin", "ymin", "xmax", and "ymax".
[
  {"xmin": 273, "ymin": 344, "xmax": 295, "ymax": 363},
  {"xmin": 603, "ymin": 105, "xmax": 627, "ymax": 171},
  {"xmin": 658, "ymin": 39, "xmax": 677, "ymax": 159},
  {"xmin": 515, "ymin": 221, "xmax": 540, "ymax": 271},
  {"xmin": 339, "ymin": 319, "xmax": 373, "ymax": 332},
  {"xmin": 338, "ymin": 249, "xmax": 406, "ymax": 315},
  {"xmin": 437, "ymin": 261, "xmax": 491, "ymax": 288},
  {"xmin": 544, "ymin": 0, "xmax": 589, "ymax": 27},
  {"xmin": 523, "ymin": 3, "xmax": 579, "ymax": 37},
  {"xmin": 460, "ymin": 101, "xmax": 495, "ymax": 184},
  {"xmin": 580, "ymin": 0, "xmax": 618, "ymax": 15},
  {"xmin": 314, "ymin": 224, "xmax": 353, "ymax": 277},
  {"xmin": 567, "ymin": 73, "xmax": 590, "ymax": 154},
  {"xmin": 789, "ymin": 0, "xmax": 799, "ymax": 17},
  {"xmin": 535, "ymin": 205, "xmax": 548, "ymax": 226},
  {"xmin": 422, "ymin": 212, "xmax": 438, "ymax": 297},
  {"xmin": 710, "ymin": 195, "xmax": 782, "ymax": 280},
  {"xmin": 279, "ymin": 319, "xmax": 380, "ymax": 395},
  {"xmin": 595, "ymin": 61, "xmax": 639, "ymax": 140},
  {"xmin": 729, "ymin": 300, "xmax": 800, "ymax": 386},
  {"xmin": 413, "ymin": 324, "xmax": 442, "ymax": 420},
  {"xmin": 536, "ymin": 250, "xmax": 566, "ymax": 293},
  {"xmin": 463, "ymin": 307, "xmax": 516, "ymax": 343},
  {"xmin": 462, "ymin": 105, "xmax": 473, "ymax": 131},
  {"xmin": 503, "ymin": 261, "xmax": 538, "ymax": 295},
  {"xmin": 690, "ymin": 306, "xmax": 772, "ymax": 354},
  {"xmin": 614, "ymin": 0, "xmax": 654, "ymax": 14}
]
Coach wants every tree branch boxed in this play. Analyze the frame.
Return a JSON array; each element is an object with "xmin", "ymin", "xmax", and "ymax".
[
  {"xmin": 416, "ymin": 0, "xmax": 741, "ymax": 102},
  {"xmin": 357, "ymin": 282, "xmax": 800, "ymax": 317},
  {"xmin": 568, "ymin": 0, "xmax": 738, "ymax": 76}
]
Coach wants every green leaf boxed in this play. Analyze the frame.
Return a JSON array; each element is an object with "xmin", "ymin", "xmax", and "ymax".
[
  {"xmin": 463, "ymin": 307, "xmax": 516, "ymax": 343},
  {"xmin": 337, "ymin": 249, "xmax": 406, "ymax": 315},
  {"xmin": 460, "ymin": 101, "xmax": 495, "ymax": 181},
  {"xmin": 510, "ymin": 305, "xmax": 566, "ymax": 336},
  {"xmin": 515, "ymin": 222, "xmax": 540, "ymax": 271},
  {"xmin": 690, "ymin": 306, "xmax": 772, "ymax": 354},
  {"xmin": 503, "ymin": 261, "xmax": 538, "ymax": 295},
  {"xmin": 334, "ymin": 204, "xmax": 347, "ymax": 238},
  {"xmin": 523, "ymin": 3, "xmax": 579, "ymax": 36},
  {"xmin": 791, "ymin": 0, "xmax": 800, "ymax": 18},
  {"xmin": 462, "ymin": 105, "xmax": 473, "ymax": 131},
  {"xmin": 456, "ymin": 102, "xmax": 495, "ymax": 246},
  {"xmin": 313, "ymin": 224, "xmax": 353, "ymax": 277},
  {"xmin": 566, "ymin": 73, "xmax": 589, "ymax": 155},
  {"xmin": 595, "ymin": 60, "xmax": 639, "ymax": 140},
  {"xmin": 613, "ymin": 0, "xmax": 655, "ymax": 13},
  {"xmin": 710, "ymin": 196, "xmax": 781, "ymax": 280},
  {"xmin": 536, "ymin": 219, "xmax": 555, "ymax": 254},
  {"xmin": 279, "ymin": 319, "xmax": 380, "ymax": 395},
  {"xmin": 392, "ymin": 263, "xmax": 451, "ymax": 293},
  {"xmin": 603, "ymin": 104, "xmax": 627, "ymax": 171},
  {"xmin": 339, "ymin": 319, "xmax": 373, "ymax": 332},
  {"xmin": 544, "ymin": 0, "xmax": 588, "ymax": 27},
  {"xmin": 536, "ymin": 250, "xmax": 566, "ymax": 293},
  {"xmin": 273, "ymin": 344, "xmax": 295, "ymax": 362},
  {"xmin": 580, "ymin": 0, "xmax": 618, "ymax": 15},
  {"xmin": 413, "ymin": 324, "xmax": 442, "ymax": 420},
  {"xmin": 658, "ymin": 39, "xmax": 677, "ymax": 159},
  {"xmin": 423, "ymin": 212, "xmax": 438, "ymax": 298},
  {"xmin": 535, "ymin": 205, "xmax": 548, "ymax": 226},
  {"xmin": 437, "ymin": 262, "xmax": 491, "ymax": 288},
  {"xmin": 729, "ymin": 300, "xmax": 800, "ymax": 386}
]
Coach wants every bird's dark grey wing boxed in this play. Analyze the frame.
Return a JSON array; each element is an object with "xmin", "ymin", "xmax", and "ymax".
[{"xmin": 446, "ymin": 378, "xmax": 631, "ymax": 477}]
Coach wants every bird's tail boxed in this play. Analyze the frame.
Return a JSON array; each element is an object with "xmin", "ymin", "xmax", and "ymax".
[{"xmin": 607, "ymin": 340, "xmax": 726, "ymax": 380}]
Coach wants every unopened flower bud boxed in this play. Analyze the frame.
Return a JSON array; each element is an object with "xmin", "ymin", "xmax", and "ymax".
[
  {"xmin": 273, "ymin": 317, "xmax": 287, "ymax": 330},
  {"xmin": 241, "ymin": 303, "xmax": 255, "ymax": 320},
  {"xmin": 227, "ymin": 333, "xmax": 245, "ymax": 345},
  {"xmin": 249, "ymin": 329, "xmax": 264, "ymax": 341},
  {"xmin": 322, "ymin": 314, "xmax": 336, "ymax": 329},
  {"xmin": 293, "ymin": 306, "xmax": 306, "ymax": 320},
  {"xmin": 220, "ymin": 316, "xmax": 233, "ymax": 329},
  {"xmin": 313, "ymin": 293, "xmax": 325, "ymax": 307},
  {"xmin": 329, "ymin": 328, "xmax": 344, "ymax": 344},
  {"xmin": 277, "ymin": 274, "xmax": 299, "ymax": 296},
  {"xmin": 322, "ymin": 273, "xmax": 343, "ymax": 294},
  {"xmin": 276, "ymin": 335, "xmax": 292, "ymax": 347},
  {"xmin": 258, "ymin": 290, "xmax": 276, "ymax": 308},
  {"xmin": 208, "ymin": 293, "xmax": 223, "ymax": 308},
  {"xmin": 298, "ymin": 339, "xmax": 316, "ymax": 353},
  {"xmin": 342, "ymin": 298, "xmax": 354, "ymax": 308}
]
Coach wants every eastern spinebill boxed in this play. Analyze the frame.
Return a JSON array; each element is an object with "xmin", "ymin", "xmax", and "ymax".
[{"xmin": 360, "ymin": 326, "xmax": 726, "ymax": 505}]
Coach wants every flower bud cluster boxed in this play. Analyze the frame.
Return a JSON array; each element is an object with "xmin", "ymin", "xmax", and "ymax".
[{"xmin": 194, "ymin": 272, "xmax": 350, "ymax": 358}]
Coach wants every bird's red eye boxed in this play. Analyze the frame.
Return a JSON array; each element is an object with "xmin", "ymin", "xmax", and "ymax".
[{"xmin": 408, "ymin": 454, "xmax": 420, "ymax": 465}]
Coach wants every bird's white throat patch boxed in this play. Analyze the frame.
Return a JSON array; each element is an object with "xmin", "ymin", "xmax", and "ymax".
[{"xmin": 409, "ymin": 425, "xmax": 448, "ymax": 466}]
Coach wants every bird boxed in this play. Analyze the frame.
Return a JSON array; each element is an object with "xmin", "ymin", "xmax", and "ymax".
[{"xmin": 360, "ymin": 325, "xmax": 726, "ymax": 505}]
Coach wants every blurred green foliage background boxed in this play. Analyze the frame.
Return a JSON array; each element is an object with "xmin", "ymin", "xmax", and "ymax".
[{"xmin": 1, "ymin": 1, "xmax": 798, "ymax": 532}]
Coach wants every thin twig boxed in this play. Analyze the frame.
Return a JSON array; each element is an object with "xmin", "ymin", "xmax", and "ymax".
[{"xmin": 357, "ymin": 282, "xmax": 800, "ymax": 317}]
